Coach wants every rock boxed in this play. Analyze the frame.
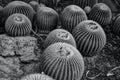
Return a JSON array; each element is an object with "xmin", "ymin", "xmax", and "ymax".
[
  {"xmin": 15, "ymin": 36, "xmax": 38, "ymax": 62},
  {"xmin": 0, "ymin": 56, "xmax": 23, "ymax": 78},
  {"xmin": 20, "ymin": 52, "xmax": 37, "ymax": 62},
  {"xmin": 0, "ymin": 34, "xmax": 16, "ymax": 56},
  {"xmin": 0, "ymin": 78, "xmax": 11, "ymax": 80},
  {"xmin": 21, "ymin": 61, "xmax": 42, "ymax": 75}
]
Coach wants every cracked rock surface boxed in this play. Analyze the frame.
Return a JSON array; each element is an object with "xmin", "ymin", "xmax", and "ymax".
[{"xmin": 0, "ymin": 35, "xmax": 41, "ymax": 80}]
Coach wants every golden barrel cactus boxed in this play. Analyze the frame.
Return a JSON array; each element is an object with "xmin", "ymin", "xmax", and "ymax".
[
  {"xmin": 61, "ymin": 5, "xmax": 87, "ymax": 33},
  {"xmin": 111, "ymin": 14, "xmax": 120, "ymax": 36},
  {"xmin": 5, "ymin": 13, "xmax": 32, "ymax": 37},
  {"xmin": 21, "ymin": 72, "xmax": 55, "ymax": 80},
  {"xmin": 73, "ymin": 0, "xmax": 98, "ymax": 9},
  {"xmin": 3, "ymin": 1, "xmax": 35, "ymax": 21},
  {"xmin": 41, "ymin": 42, "xmax": 84, "ymax": 80},
  {"xmin": 36, "ymin": 7, "xmax": 59, "ymax": 34},
  {"xmin": 44, "ymin": 29, "xmax": 76, "ymax": 48},
  {"xmin": 72, "ymin": 20, "xmax": 106, "ymax": 57},
  {"xmin": 88, "ymin": 3, "xmax": 112, "ymax": 26}
]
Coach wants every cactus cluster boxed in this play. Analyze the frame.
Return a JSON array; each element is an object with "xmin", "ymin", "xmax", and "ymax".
[
  {"xmin": 0, "ymin": 0, "xmax": 115, "ymax": 79},
  {"xmin": 3, "ymin": 1, "xmax": 35, "ymax": 21}
]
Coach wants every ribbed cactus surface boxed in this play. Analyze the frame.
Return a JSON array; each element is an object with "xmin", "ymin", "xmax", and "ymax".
[
  {"xmin": 41, "ymin": 42, "xmax": 84, "ymax": 80},
  {"xmin": 36, "ymin": 7, "xmax": 59, "ymax": 34},
  {"xmin": 88, "ymin": 3, "xmax": 112, "ymax": 26},
  {"xmin": 3, "ymin": 1, "xmax": 35, "ymax": 21},
  {"xmin": 44, "ymin": 29, "xmax": 76, "ymax": 48},
  {"xmin": 73, "ymin": 0, "xmax": 98, "ymax": 9},
  {"xmin": 72, "ymin": 20, "xmax": 106, "ymax": 57},
  {"xmin": 21, "ymin": 73, "xmax": 55, "ymax": 80},
  {"xmin": 61, "ymin": 5, "xmax": 87, "ymax": 33},
  {"xmin": 5, "ymin": 13, "xmax": 32, "ymax": 37}
]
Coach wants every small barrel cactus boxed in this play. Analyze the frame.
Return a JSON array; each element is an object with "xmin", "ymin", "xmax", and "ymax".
[
  {"xmin": 41, "ymin": 42, "xmax": 84, "ymax": 80},
  {"xmin": 36, "ymin": 6, "xmax": 59, "ymax": 34},
  {"xmin": 73, "ymin": 0, "xmax": 98, "ymax": 9},
  {"xmin": 61, "ymin": 5, "xmax": 87, "ymax": 33},
  {"xmin": 29, "ymin": 1, "xmax": 40, "ymax": 12},
  {"xmin": 84, "ymin": 6, "xmax": 91, "ymax": 14},
  {"xmin": 111, "ymin": 14, "xmax": 120, "ymax": 36},
  {"xmin": 88, "ymin": 3, "xmax": 112, "ymax": 26},
  {"xmin": 5, "ymin": 13, "xmax": 32, "ymax": 37},
  {"xmin": 72, "ymin": 20, "xmax": 106, "ymax": 57},
  {"xmin": 21, "ymin": 72, "xmax": 55, "ymax": 80},
  {"xmin": 44, "ymin": 29, "xmax": 76, "ymax": 48},
  {"xmin": 3, "ymin": 1, "xmax": 35, "ymax": 21}
]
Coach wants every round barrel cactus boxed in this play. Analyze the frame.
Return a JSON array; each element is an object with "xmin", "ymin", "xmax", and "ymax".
[
  {"xmin": 36, "ymin": 6, "xmax": 59, "ymax": 34},
  {"xmin": 111, "ymin": 14, "xmax": 120, "ymax": 36},
  {"xmin": 21, "ymin": 72, "xmax": 55, "ymax": 80},
  {"xmin": 5, "ymin": 13, "xmax": 32, "ymax": 37},
  {"xmin": 88, "ymin": 3, "xmax": 112, "ymax": 26},
  {"xmin": 3, "ymin": 1, "xmax": 35, "ymax": 21},
  {"xmin": 44, "ymin": 29, "xmax": 76, "ymax": 48},
  {"xmin": 41, "ymin": 42, "xmax": 84, "ymax": 80},
  {"xmin": 61, "ymin": 5, "xmax": 87, "ymax": 33},
  {"xmin": 73, "ymin": 0, "xmax": 98, "ymax": 9},
  {"xmin": 72, "ymin": 20, "xmax": 106, "ymax": 57},
  {"xmin": 29, "ymin": 1, "xmax": 40, "ymax": 12},
  {"xmin": 84, "ymin": 6, "xmax": 91, "ymax": 14}
]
